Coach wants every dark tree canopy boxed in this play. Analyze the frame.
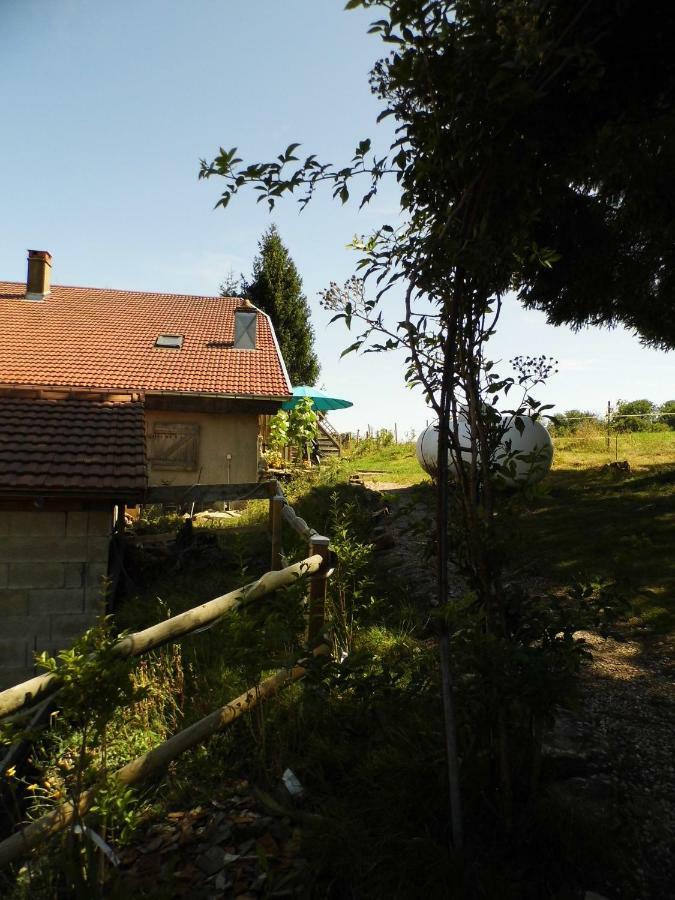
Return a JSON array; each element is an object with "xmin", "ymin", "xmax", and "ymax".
[
  {"xmin": 244, "ymin": 226, "xmax": 319, "ymax": 386},
  {"xmin": 361, "ymin": 0, "xmax": 675, "ymax": 348},
  {"xmin": 502, "ymin": 0, "xmax": 675, "ymax": 349},
  {"xmin": 202, "ymin": 0, "xmax": 675, "ymax": 350}
]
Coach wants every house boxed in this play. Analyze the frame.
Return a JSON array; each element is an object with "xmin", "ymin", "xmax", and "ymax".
[{"xmin": 0, "ymin": 250, "xmax": 291, "ymax": 687}]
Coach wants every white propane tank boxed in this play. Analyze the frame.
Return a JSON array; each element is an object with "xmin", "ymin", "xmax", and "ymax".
[
  {"xmin": 493, "ymin": 416, "xmax": 553, "ymax": 486},
  {"xmin": 416, "ymin": 418, "xmax": 472, "ymax": 478},
  {"xmin": 415, "ymin": 416, "xmax": 553, "ymax": 486}
]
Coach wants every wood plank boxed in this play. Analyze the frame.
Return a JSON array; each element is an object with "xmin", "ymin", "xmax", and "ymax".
[
  {"xmin": 307, "ymin": 535, "xmax": 331, "ymax": 643},
  {"xmin": 144, "ymin": 395, "xmax": 283, "ymax": 415},
  {"xmin": 269, "ymin": 496, "xmax": 284, "ymax": 571},
  {"xmin": 144, "ymin": 481, "xmax": 277, "ymax": 505}
]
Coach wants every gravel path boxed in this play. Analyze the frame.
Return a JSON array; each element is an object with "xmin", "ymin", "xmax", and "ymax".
[{"xmin": 569, "ymin": 632, "xmax": 675, "ymax": 900}]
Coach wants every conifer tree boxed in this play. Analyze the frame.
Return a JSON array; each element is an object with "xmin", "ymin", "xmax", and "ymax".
[{"xmin": 244, "ymin": 225, "xmax": 319, "ymax": 386}]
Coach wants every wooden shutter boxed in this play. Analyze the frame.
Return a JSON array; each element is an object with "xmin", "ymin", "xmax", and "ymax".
[{"xmin": 148, "ymin": 423, "xmax": 200, "ymax": 471}]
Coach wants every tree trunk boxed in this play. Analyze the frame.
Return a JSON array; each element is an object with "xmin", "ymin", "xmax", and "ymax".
[{"xmin": 435, "ymin": 321, "xmax": 464, "ymax": 853}]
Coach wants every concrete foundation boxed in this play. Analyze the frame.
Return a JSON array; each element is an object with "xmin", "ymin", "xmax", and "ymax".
[{"xmin": 0, "ymin": 508, "xmax": 112, "ymax": 688}]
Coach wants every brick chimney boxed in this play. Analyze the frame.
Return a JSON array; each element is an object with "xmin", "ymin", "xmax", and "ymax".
[
  {"xmin": 234, "ymin": 298, "xmax": 257, "ymax": 349},
  {"xmin": 25, "ymin": 250, "xmax": 52, "ymax": 301}
]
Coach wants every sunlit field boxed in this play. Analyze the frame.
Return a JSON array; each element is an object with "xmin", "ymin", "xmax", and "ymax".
[{"xmin": 342, "ymin": 431, "xmax": 675, "ymax": 635}]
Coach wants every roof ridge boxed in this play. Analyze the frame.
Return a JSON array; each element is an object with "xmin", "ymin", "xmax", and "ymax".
[{"xmin": 0, "ymin": 280, "xmax": 240, "ymax": 302}]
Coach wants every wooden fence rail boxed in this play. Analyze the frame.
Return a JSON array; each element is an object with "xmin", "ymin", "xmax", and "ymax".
[
  {"xmin": 267, "ymin": 486, "xmax": 331, "ymax": 642},
  {"xmin": 0, "ymin": 553, "xmax": 324, "ymax": 721},
  {"xmin": 144, "ymin": 480, "xmax": 276, "ymax": 506},
  {"xmin": 0, "ymin": 477, "xmax": 335, "ymax": 869},
  {"xmin": 0, "ymin": 645, "xmax": 330, "ymax": 869}
]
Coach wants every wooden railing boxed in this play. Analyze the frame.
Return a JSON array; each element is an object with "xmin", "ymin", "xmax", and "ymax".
[
  {"xmin": 0, "ymin": 480, "xmax": 330, "ymax": 722},
  {"xmin": 0, "ymin": 554, "xmax": 325, "ymax": 721},
  {"xmin": 0, "ymin": 645, "xmax": 330, "ymax": 867},
  {"xmin": 319, "ymin": 417, "xmax": 342, "ymax": 450},
  {"xmin": 0, "ymin": 479, "xmax": 333, "ymax": 867},
  {"xmin": 144, "ymin": 480, "xmax": 274, "ymax": 506},
  {"xmin": 268, "ymin": 483, "xmax": 331, "ymax": 642}
]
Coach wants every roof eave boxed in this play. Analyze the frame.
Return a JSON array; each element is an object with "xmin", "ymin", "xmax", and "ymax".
[
  {"xmin": 144, "ymin": 389, "xmax": 292, "ymax": 402},
  {"xmin": 0, "ymin": 383, "xmax": 292, "ymax": 402},
  {"xmin": 0, "ymin": 488, "xmax": 146, "ymax": 501},
  {"xmin": 255, "ymin": 307, "xmax": 293, "ymax": 394}
]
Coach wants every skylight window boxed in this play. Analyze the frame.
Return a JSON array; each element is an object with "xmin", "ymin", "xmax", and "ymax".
[{"xmin": 155, "ymin": 334, "xmax": 184, "ymax": 349}]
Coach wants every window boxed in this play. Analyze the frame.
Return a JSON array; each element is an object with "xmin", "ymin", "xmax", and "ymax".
[
  {"xmin": 148, "ymin": 422, "xmax": 200, "ymax": 470},
  {"xmin": 155, "ymin": 334, "xmax": 184, "ymax": 349}
]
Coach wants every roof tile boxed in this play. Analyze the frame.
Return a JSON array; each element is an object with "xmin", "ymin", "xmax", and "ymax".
[
  {"xmin": 0, "ymin": 282, "xmax": 291, "ymax": 398},
  {"xmin": 0, "ymin": 396, "xmax": 146, "ymax": 496}
]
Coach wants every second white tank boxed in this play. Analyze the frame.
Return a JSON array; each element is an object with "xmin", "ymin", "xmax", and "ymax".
[{"xmin": 415, "ymin": 416, "xmax": 553, "ymax": 486}]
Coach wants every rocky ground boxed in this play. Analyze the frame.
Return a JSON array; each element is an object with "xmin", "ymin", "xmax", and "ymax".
[{"xmin": 113, "ymin": 778, "xmax": 311, "ymax": 898}]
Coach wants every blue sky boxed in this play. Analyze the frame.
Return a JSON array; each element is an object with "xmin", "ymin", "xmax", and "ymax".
[{"xmin": 1, "ymin": 0, "xmax": 672, "ymax": 435}]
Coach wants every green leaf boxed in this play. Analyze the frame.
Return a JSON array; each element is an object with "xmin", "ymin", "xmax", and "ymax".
[{"xmin": 340, "ymin": 341, "xmax": 362, "ymax": 358}]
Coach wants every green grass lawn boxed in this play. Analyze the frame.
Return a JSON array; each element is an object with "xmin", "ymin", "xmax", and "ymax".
[
  {"xmin": 521, "ymin": 430, "xmax": 675, "ymax": 635},
  {"xmin": 553, "ymin": 428, "xmax": 675, "ymax": 470},
  {"xmin": 12, "ymin": 434, "xmax": 673, "ymax": 898},
  {"xmin": 342, "ymin": 440, "xmax": 427, "ymax": 483},
  {"xmin": 343, "ymin": 430, "xmax": 675, "ymax": 483},
  {"xmin": 340, "ymin": 431, "xmax": 675, "ymax": 636}
]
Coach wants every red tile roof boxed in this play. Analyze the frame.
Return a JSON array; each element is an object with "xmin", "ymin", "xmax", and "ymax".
[
  {"xmin": 0, "ymin": 282, "xmax": 292, "ymax": 398},
  {"xmin": 0, "ymin": 396, "xmax": 146, "ymax": 496}
]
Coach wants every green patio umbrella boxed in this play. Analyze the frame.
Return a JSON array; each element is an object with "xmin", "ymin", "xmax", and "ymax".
[{"xmin": 281, "ymin": 385, "xmax": 354, "ymax": 412}]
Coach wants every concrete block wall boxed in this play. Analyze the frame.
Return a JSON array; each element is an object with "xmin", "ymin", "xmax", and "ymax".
[{"xmin": 0, "ymin": 509, "xmax": 112, "ymax": 689}]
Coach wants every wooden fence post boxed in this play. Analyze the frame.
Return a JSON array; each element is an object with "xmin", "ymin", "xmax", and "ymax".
[
  {"xmin": 269, "ymin": 495, "xmax": 284, "ymax": 571},
  {"xmin": 307, "ymin": 534, "xmax": 330, "ymax": 643}
]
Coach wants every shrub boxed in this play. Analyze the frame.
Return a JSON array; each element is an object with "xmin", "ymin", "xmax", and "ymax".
[
  {"xmin": 660, "ymin": 399, "xmax": 675, "ymax": 429},
  {"xmin": 550, "ymin": 409, "xmax": 602, "ymax": 435},
  {"xmin": 287, "ymin": 396, "xmax": 319, "ymax": 457},
  {"xmin": 615, "ymin": 399, "xmax": 657, "ymax": 432},
  {"xmin": 268, "ymin": 409, "xmax": 289, "ymax": 451},
  {"xmin": 267, "ymin": 399, "xmax": 319, "ymax": 461}
]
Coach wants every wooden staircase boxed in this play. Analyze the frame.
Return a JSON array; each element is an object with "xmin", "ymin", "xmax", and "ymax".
[
  {"xmin": 317, "ymin": 418, "xmax": 341, "ymax": 458},
  {"xmin": 286, "ymin": 418, "xmax": 342, "ymax": 464}
]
